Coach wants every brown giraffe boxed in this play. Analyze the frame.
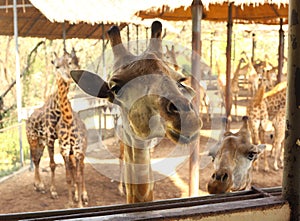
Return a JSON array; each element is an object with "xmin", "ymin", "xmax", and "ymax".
[
  {"xmin": 216, "ymin": 60, "xmax": 226, "ymax": 115},
  {"xmin": 244, "ymin": 55, "xmax": 259, "ymax": 98},
  {"xmin": 247, "ymin": 81, "xmax": 286, "ymax": 171},
  {"xmin": 71, "ymin": 21, "xmax": 201, "ymax": 203},
  {"xmin": 51, "ymin": 50, "xmax": 88, "ymax": 207},
  {"xmin": 26, "ymin": 48, "xmax": 87, "ymax": 207},
  {"xmin": 258, "ymin": 56, "xmax": 288, "ymax": 91},
  {"xmin": 164, "ymin": 45, "xmax": 179, "ymax": 71},
  {"xmin": 231, "ymin": 56, "xmax": 246, "ymax": 120},
  {"xmin": 207, "ymin": 116, "xmax": 266, "ymax": 194}
]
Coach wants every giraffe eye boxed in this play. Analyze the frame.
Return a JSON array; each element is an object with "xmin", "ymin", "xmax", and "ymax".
[
  {"xmin": 110, "ymin": 85, "xmax": 121, "ymax": 95},
  {"xmin": 247, "ymin": 151, "xmax": 257, "ymax": 161}
]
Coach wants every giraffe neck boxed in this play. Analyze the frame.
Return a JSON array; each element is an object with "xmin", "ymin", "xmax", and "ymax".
[
  {"xmin": 233, "ymin": 59, "xmax": 244, "ymax": 80},
  {"xmin": 57, "ymin": 77, "xmax": 73, "ymax": 124},
  {"xmin": 123, "ymin": 143, "xmax": 153, "ymax": 203}
]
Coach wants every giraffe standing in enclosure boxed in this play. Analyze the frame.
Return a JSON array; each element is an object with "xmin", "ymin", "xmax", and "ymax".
[
  {"xmin": 207, "ymin": 116, "xmax": 266, "ymax": 194},
  {"xmin": 71, "ymin": 21, "xmax": 201, "ymax": 203},
  {"xmin": 26, "ymin": 48, "xmax": 88, "ymax": 207},
  {"xmin": 244, "ymin": 55, "xmax": 259, "ymax": 98},
  {"xmin": 231, "ymin": 57, "xmax": 246, "ymax": 120},
  {"xmin": 52, "ymin": 50, "xmax": 88, "ymax": 207},
  {"xmin": 246, "ymin": 81, "xmax": 286, "ymax": 171}
]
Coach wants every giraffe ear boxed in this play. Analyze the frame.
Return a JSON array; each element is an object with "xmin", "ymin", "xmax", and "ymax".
[
  {"xmin": 70, "ymin": 70, "xmax": 112, "ymax": 99},
  {"xmin": 257, "ymin": 144, "xmax": 267, "ymax": 154}
]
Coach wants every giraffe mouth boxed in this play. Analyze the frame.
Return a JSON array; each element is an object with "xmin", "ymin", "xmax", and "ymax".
[{"xmin": 167, "ymin": 128, "xmax": 199, "ymax": 144}]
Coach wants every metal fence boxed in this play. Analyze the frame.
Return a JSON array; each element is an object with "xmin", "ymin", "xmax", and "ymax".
[{"xmin": 0, "ymin": 122, "xmax": 30, "ymax": 178}]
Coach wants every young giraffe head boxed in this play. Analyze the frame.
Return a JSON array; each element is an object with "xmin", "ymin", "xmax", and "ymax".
[
  {"xmin": 164, "ymin": 45, "xmax": 179, "ymax": 71},
  {"xmin": 51, "ymin": 48, "xmax": 80, "ymax": 83},
  {"xmin": 71, "ymin": 21, "xmax": 201, "ymax": 146},
  {"xmin": 207, "ymin": 116, "xmax": 266, "ymax": 194}
]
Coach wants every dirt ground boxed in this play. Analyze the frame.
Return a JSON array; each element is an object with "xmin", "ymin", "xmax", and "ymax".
[
  {"xmin": 0, "ymin": 119, "xmax": 283, "ymax": 214},
  {"xmin": 0, "ymin": 84, "xmax": 283, "ymax": 214}
]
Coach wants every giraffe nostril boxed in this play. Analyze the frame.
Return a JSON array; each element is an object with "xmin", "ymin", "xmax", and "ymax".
[
  {"xmin": 222, "ymin": 173, "xmax": 228, "ymax": 182},
  {"xmin": 211, "ymin": 173, "xmax": 216, "ymax": 180},
  {"xmin": 167, "ymin": 101, "xmax": 178, "ymax": 114},
  {"xmin": 212, "ymin": 172, "xmax": 228, "ymax": 182}
]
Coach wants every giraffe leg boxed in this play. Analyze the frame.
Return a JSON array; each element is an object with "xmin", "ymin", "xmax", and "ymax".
[
  {"xmin": 251, "ymin": 121, "xmax": 260, "ymax": 171},
  {"xmin": 75, "ymin": 155, "xmax": 88, "ymax": 207},
  {"xmin": 118, "ymin": 141, "xmax": 125, "ymax": 196},
  {"xmin": 80, "ymin": 158, "xmax": 88, "ymax": 206},
  {"xmin": 30, "ymin": 140, "xmax": 46, "ymax": 192},
  {"xmin": 75, "ymin": 157, "xmax": 83, "ymax": 208},
  {"xmin": 259, "ymin": 124, "xmax": 269, "ymax": 172},
  {"xmin": 47, "ymin": 142, "xmax": 58, "ymax": 199},
  {"xmin": 205, "ymin": 97, "xmax": 211, "ymax": 123},
  {"xmin": 273, "ymin": 118, "xmax": 285, "ymax": 171},
  {"xmin": 234, "ymin": 95, "xmax": 238, "ymax": 121},
  {"xmin": 279, "ymin": 140, "xmax": 284, "ymax": 168},
  {"xmin": 64, "ymin": 156, "xmax": 74, "ymax": 207}
]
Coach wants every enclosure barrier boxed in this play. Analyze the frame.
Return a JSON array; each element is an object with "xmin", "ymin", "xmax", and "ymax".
[
  {"xmin": 0, "ymin": 122, "xmax": 30, "ymax": 178},
  {"xmin": 0, "ymin": 187, "xmax": 289, "ymax": 221}
]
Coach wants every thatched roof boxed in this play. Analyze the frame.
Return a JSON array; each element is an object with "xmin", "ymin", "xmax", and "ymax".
[
  {"xmin": 137, "ymin": 0, "xmax": 289, "ymax": 25},
  {"xmin": 0, "ymin": 0, "xmax": 127, "ymax": 39},
  {"xmin": 0, "ymin": 0, "xmax": 185, "ymax": 39},
  {"xmin": 0, "ymin": 0, "xmax": 289, "ymax": 39},
  {"xmin": 29, "ymin": 0, "xmax": 192, "ymax": 24}
]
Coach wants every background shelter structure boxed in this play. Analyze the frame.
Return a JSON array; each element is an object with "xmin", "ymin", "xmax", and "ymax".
[
  {"xmin": 0, "ymin": 0, "xmax": 127, "ymax": 40},
  {"xmin": 136, "ymin": 0, "xmax": 288, "ymax": 127},
  {"xmin": 137, "ymin": 0, "xmax": 288, "ymax": 25}
]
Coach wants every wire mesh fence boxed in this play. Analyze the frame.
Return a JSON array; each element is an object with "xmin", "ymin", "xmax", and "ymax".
[{"xmin": 0, "ymin": 122, "xmax": 31, "ymax": 178}]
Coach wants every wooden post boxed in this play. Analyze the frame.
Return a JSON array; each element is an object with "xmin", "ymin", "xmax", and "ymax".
[
  {"xmin": 145, "ymin": 27, "xmax": 149, "ymax": 47},
  {"xmin": 252, "ymin": 33, "xmax": 256, "ymax": 63},
  {"xmin": 136, "ymin": 24, "xmax": 139, "ymax": 55},
  {"xmin": 127, "ymin": 24, "xmax": 130, "ymax": 51},
  {"xmin": 62, "ymin": 22, "xmax": 66, "ymax": 51},
  {"xmin": 282, "ymin": 1, "xmax": 300, "ymax": 220},
  {"xmin": 277, "ymin": 18, "xmax": 284, "ymax": 84},
  {"xmin": 190, "ymin": 0, "xmax": 202, "ymax": 197},
  {"xmin": 209, "ymin": 31, "xmax": 214, "ymax": 86},
  {"xmin": 225, "ymin": 2, "xmax": 233, "ymax": 128},
  {"xmin": 13, "ymin": 0, "xmax": 23, "ymax": 166},
  {"xmin": 102, "ymin": 22, "xmax": 106, "ymax": 79}
]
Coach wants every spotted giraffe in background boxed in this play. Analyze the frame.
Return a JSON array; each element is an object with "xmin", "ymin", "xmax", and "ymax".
[
  {"xmin": 247, "ymin": 81, "xmax": 286, "ymax": 171},
  {"xmin": 245, "ymin": 55, "xmax": 259, "ymax": 98},
  {"xmin": 25, "ymin": 48, "xmax": 84, "ymax": 205},
  {"xmin": 231, "ymin": 56, "xmax": 246, "ymax": 120},
  {"xmin": 52, "ymin": 50, "xmax": 88, "ymax": 207}
]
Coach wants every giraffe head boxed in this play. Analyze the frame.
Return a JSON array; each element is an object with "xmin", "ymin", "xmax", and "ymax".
[
  {"xmin": 51, "ymin": 48, "xmax": 80, "ymax": 82},
  {"xmin": 71, "ymin": 21, "xmax": 201, "ymax": 146},
  {"xmin": 207, "ymin": 116, "xmax": 266, "ymax": 194},
  {"xmin": 164, "ymin": 45, "xmax": 179, "ymax": 71}
]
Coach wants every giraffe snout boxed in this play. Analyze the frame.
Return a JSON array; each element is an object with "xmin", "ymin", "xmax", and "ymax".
[{"xmin": 207, "ymin": 169, "xmax": 232, "ymax": 194}]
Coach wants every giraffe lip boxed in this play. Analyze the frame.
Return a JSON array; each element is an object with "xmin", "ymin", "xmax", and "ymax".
[{"xmin": 167, "ymin": 128, "xmax": 199, "ymax": 144}]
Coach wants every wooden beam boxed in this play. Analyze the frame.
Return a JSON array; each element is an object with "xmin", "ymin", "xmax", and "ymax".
[
  {"xmin": 282, "ymin": 1, "xmax": 300, "ymax": 220},
  {"xmin": 225, "ymin": 2, "xmax": 233, "ymax": 128},
  {"xmin": 277, "ymin": 18, "xmax": 284, "ymax": 83},
  {"xmin": 190, "ymin": 0, "xmax": 202, "ymax": 197}
]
